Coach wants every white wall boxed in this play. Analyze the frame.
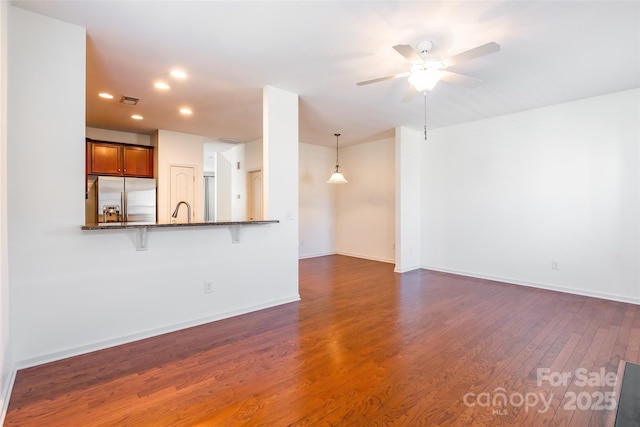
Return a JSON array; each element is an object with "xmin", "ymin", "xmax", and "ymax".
[
  {"xmin": 86, "ymin": 127, "xmax": 151, "ymax": 146},
  {"xmin": 335, "ymin": 137, "xmax": 396, "ymax": 263},
  {"xmin": 203, "ymin": 140, "xmax": 233, "ymax": 172},
  {"xmin": 244, "ymin": 139, "xmax": 263, "ymax": 171},
  {"xmin": 299, "ymin": 143, "xmax": 336, "ymax": 258},
  {"xmin": 7, "ymin": 8, "xmax": 299, "ymax": 368},
  {"xmin": 395, "ymin": 126, "xmax": 422, "ymax": 272},
  {"xmin": 0, "ymin": 0, "xmax": 11, "ymax": 422},
  {"xmin": 422, "ymin": 88, "xmax": 640, "ymax": 303}
]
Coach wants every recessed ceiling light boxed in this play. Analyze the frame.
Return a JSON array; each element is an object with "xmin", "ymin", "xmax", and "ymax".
[
  {"xmin": 154, "ymin": 82, "xmax": 170, "ymax": 90},
  {"xmin": 98, "ymin": 92, "xmax": 113, "ymax": 99},
  {"xmin": 179, "ymin": 108, "xmax": 193, "ymax": 115},
  {"xmin": 170, "ymin": 70, "xmax": 187, "ymax": 79},
  {"xmin": 131, "ymin": 114, "xmax": 143, "ymax": 120}
]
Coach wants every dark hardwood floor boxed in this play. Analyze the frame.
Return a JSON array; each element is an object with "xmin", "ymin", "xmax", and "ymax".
[{"xmin": 5, "ymin": 255, "xmax": 639, "ymax": 426}]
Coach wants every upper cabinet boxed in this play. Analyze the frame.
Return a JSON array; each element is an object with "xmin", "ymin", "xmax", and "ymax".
[
  {"xmin": 86, "ymin": 139, "xmax": 154, "ymax": 178},
  {"xmin": 122, "ymin": 145, "xmax": 154, "ymax": 177}
]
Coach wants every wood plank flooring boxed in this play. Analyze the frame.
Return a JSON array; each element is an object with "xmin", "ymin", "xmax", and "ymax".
[{"xmin": 5, "ymin": 255, "xmax": 640, "ymax": 426}]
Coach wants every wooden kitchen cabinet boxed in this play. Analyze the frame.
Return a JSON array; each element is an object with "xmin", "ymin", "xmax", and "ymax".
[
  {"xmin": 89, "ymin": 142, "xmax": 121, "ymax": 175},
  {"xmin": 122, "ymin": 145, "xmax": 153, "ymax": 177},
  {"xmin": 87, "ymin": 139, "xmax": 154, "ymax": 178}
]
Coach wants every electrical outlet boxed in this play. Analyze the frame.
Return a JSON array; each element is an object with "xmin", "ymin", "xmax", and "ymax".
[
  {"xmin": 551, "ymin": 260, "xmax": 560, "ymax": 270},
  {"xmin": 204, "ymin": 281, "xmax": 214, "ymax": 293}
]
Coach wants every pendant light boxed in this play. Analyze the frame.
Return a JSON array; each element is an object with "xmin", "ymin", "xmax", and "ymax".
[{"xmin": 327, "ymin": 133, "xmax": 348, "ymax": 184}]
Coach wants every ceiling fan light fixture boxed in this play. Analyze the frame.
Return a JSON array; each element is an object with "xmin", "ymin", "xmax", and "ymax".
[{"xmin": 408, "ymin": 65, "xmax": 444, "ymax": 92}]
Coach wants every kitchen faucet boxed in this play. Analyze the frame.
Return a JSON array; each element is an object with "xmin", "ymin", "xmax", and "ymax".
[{"xmin": 171, "ymin": 201, "xmax": 192, "ymax": 223}]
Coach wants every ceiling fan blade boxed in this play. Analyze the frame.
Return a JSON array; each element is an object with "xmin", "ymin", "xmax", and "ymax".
[
  {"xmin": 392, "ymin": 44, "xmax": 423, "ymax": 63},
  {"xmin": 356, "ymin": 71, "xmax": 410, "ymax": 86},
  {"xmin": 441, "ymin": 71, "xmax": 483, "ymax": 88},
  {"xmin": 445, "ymin": 41, "xmax": 500, "ymax": 67}
]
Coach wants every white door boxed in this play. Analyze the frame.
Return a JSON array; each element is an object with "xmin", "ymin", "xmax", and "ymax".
[
  {"xmin": 247, "ymin": 169, "xmax": 263, "ymax": 220},
  {"xmin": 170, "ymin": 165, "xmax": 195, "ymax": 223}
]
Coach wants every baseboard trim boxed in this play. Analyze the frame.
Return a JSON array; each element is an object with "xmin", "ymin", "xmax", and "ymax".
[
  {"xmin": 394, "ymin": 265, "xmax": 421, "ymax": 273},
  {"xmin": 422, "ymin": 265, "xmax": 640, "ymax": 305},
  {"xmin": 299, "ymin": 252, "xmax": 396, "ymax": 265},
  {"xmin": 15, "ymin": 295, "xmax": 301, "ymax": 370},
  {"xmin": 335, "ymin": 251, "xmax": 395, "ymax": 264},
  {"xmin": 299, "ymin": 251, "xmax": 335, "ymax": 260},
  {"xmin": 0, "ymin": 365, "xmax": 17, "ymax": 426}
]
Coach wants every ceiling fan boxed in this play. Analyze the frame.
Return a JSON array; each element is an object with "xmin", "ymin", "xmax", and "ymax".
[
  {"xmin": 357, "ymin": 40, "xmax": 501, "ymax": 93},
  {"xmin": 358, "ymin": 40, "xmax": 500, "ymax": 140}
]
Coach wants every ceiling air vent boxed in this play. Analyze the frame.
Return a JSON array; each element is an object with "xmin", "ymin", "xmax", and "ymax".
[{"xmin": 119, "ymin": 95, "xmax": 140, "ymax": 105}]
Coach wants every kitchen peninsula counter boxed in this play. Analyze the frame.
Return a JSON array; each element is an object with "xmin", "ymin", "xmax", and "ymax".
[
  {"xmin": 81, "ymin": 220, "xmax": 279, "ymax": 230},
  {"xmin": 81, "ymin": 220, "xmax": 280, "ymax": 249}
]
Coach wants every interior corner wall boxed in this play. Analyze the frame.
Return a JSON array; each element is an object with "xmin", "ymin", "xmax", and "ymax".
[
  {"xmin": 395, "ymin": 126, "xmax": 422, "ymax": 272},
  {"xmin": 335, "ymin": 137, "xmax": 395, "ymax": 263},
  {"xmin": 299, "ymin": 143, "xmax": 336, "ymax": 259},
  {"xmin": 8, "ymin": 9, "xmax": 299, "ymax": 367},
  {"xmin": 244, "ymin": 139, "xmax": 263, "ymax": 171},
  {"xmin": 0, "ymin": 0, "xmax": 12, "ymax": 422},
  {"xmin": 422, "ymin": 88, "xmax": 640, "ymax": 303}
]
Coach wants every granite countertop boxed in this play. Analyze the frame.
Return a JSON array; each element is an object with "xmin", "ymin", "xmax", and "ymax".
[{"xmin": 81, "ymin": 220, "xmax": 279, "ymax": 230}]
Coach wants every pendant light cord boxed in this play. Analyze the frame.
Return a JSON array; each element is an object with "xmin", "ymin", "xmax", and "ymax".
[{"xmin": 334, "ymin": 133, "xmax": 341, "ymax": 167}]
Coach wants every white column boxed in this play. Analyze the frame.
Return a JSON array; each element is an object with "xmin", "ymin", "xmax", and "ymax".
[{"xmin": 263, "ymin": 85, "xmax": 299, "ymax": 271}]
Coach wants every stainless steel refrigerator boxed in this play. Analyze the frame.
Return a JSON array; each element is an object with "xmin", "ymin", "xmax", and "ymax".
[{"xmin": 97, "ymin": 176, "xmax": 156, "ymax": 224}]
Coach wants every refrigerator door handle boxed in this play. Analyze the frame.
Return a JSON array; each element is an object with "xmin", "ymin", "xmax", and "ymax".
[{"xmin": 122, "ymin": 191, "xmax": 127, "ymax": 222}]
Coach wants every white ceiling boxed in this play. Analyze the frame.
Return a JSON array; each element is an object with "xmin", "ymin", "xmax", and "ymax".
[{"xmin": 13, "ymin": 1, "xmax": 640, "ymax": 147}]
